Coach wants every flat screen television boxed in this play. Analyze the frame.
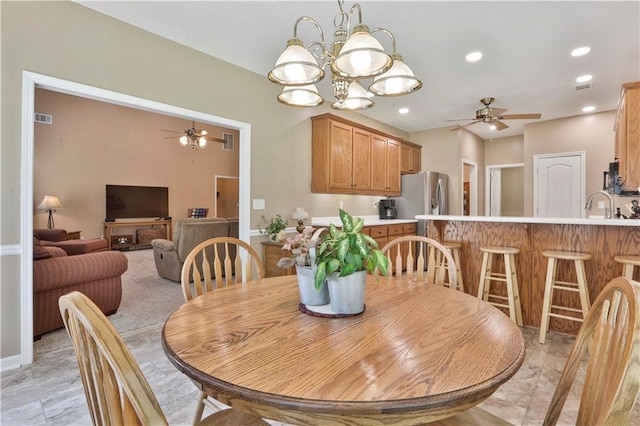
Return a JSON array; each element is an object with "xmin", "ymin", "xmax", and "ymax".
[{"xmin": 106, "ymin": 184, "xmax": 169, "ymax": 219}]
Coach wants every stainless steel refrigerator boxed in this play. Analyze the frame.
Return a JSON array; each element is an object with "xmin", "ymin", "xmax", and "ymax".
[{"xmin": 392, "ymin": 171, "xmax": 449, "ymax": 236}]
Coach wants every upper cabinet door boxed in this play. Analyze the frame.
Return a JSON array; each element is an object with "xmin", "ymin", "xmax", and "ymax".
[
  {"xmin": 352, "ymin": 128, "xmax": 372, "ymax": 191},
  {"xmin": 328, "ymin": 121, "xmax": 354, "ymax": 190},
  {"xmin": 387, "ymin": 138, "xmax": 401, "ymax": 194},
  {"xmin": 371, "ymin": 134, "xmax": 388, "ymax": 192}
]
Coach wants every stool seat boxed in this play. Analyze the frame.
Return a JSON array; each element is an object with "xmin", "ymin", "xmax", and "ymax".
[
  {"xmin": 539, "ymin": 250, "xmax": 591, "ymax": 344},
  {"xmin": 480, "ymin": 246, "xmax": 519, "ymax": 255},
  {"xmin": 478, "ymin": 245, "xmax": 522, "ymax": 326},
  {"xmin": 442, "ymin": 241, "xmax": 461, "ymax": 249},
  {"xmin": 543, "ymin": 251, "xmax": 592, "ymax": 261},
  {"xmin": 615, "ymin": 255, "xmax": 640, "ymax": 280}
]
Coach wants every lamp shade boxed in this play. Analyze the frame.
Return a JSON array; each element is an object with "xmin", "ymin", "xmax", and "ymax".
[
  {"xmin": 369, "ymin": 54, "xmax": 423, "ymax": 96},
  {"xmin": 37, "ymin": 195, "xmax": 62, "ymax": 210},
  {"xmin": 292, "ymin": 207, "xmax": 309, "ymax": 221},
  {"xmin": 331, "ymin": 81, "xmax": 374, "ymax": 110},
  {"xmin": 277, "ymin": 85, "xmax": 324, "ymax": 107},
  {"xmin": 331, "ymin": 24, "xmax": 392, "ymax": 79},
  {"xmin": 268, "ymin": 38, "xmax": 324, "ymax": 86}
]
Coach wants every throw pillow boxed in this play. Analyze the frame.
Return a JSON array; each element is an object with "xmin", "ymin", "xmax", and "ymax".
[{"xmin": 33, "ymin": 235, "xmax": 52, "ymax": 260}]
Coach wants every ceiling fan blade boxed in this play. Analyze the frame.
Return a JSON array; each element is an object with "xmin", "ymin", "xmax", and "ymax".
[
  {"xmin": 450, "ymin": 120, "xmax": 480, "ymax": 131},
  {"xmin": 160, "ymin": 129, "xmax": 183, "ymax": 133},
  {"xmin": 498, "ymin": 113, "xmax": 541, "ymax": 120},
  {"xmin": 206, "ymin": 136, "xmax": 226, "ymax": 143},
  {"xmin": 489, "ymin": 108, "xmax": 508, "ymax": 116},
  {"xmin": 493, "ymin": 120, "xmax": 509, "ymax": 130},
  {"xmin": 444, "ymin": 118, "xmax": 476, "ymax": 122}
]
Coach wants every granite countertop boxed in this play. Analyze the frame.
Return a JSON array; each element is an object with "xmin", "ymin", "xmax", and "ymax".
[
  {"xmin": 415, "ymin": 214, "xmax": 640, "ymax": 227},
  {"xmin": 311, "ymin": 215, "xmax": 417, "ymax": 227}
]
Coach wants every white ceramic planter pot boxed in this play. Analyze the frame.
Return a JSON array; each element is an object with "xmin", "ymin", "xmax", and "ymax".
[
  {"xmin": 296, "ymin": 265, "xmax": 329, "ymax": 306},
  {"xmin": 327, "ymin": 270, "xmax": 367, "ymax": 314}
]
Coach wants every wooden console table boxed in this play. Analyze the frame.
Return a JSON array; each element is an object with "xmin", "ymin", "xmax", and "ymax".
[{"xmin": 103, "ymin": 219, "xmax": 172, "ymax": 250}]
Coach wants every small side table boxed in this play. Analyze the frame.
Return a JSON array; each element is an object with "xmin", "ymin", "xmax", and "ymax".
[
  {"xmin": 66, "ymin": 231, "xmax": 81, "ymax": 240},
  {"xmin": 261, "ymin": 241, "xmax": 295, "ymax": 278}
]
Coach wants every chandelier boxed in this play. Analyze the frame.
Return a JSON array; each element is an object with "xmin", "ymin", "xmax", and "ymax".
[{"xmin": 267, "ymin": 0, "xmax": 422, "ymax": 110}]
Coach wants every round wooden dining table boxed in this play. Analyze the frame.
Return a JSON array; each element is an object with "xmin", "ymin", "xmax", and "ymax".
[{"xmin": 162, "ymin": 275, "xmax": 525, "ymax": 425}]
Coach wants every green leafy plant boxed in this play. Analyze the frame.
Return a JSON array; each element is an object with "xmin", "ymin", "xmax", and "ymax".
[
  {"xmin": 277, "ymin": 227, "xmax": 317, "ymax": 268},
  {"xmin": 314, "ymin": 209, "xmax": 389, "ymax": 290},
  {"xmin": 257, "ymin": 214, "xmax": 287, "ymax": 235}
]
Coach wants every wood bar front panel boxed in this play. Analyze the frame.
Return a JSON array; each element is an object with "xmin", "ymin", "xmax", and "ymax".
[{"xmin": 426, "ymin": 219, "xmax": 640, "ymax": 335}]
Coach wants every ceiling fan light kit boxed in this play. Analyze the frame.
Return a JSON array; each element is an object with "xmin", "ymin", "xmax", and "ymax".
[
  {"xmin": 267, "ymin": 0, "xmax": 421, "ymax": 110},
  {"xmin": 163, "ymin": 121, "xmax": 226, "ymax": 150}
]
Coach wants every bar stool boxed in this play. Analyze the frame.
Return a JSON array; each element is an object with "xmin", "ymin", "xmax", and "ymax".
[
  {"xmin": 539, "ymin": 251, "xmax": 592, "ymax": 344},
  {"xmin": 477, "ymin": 246, "xmax": 522, "ymax": 326},
  {"xmin": 614, "ymin": 255, "xmax": 640, "ymax": 280},
  {"xmin": 435, "ymin": 241, "xmax": 465, "ymax": 292}
]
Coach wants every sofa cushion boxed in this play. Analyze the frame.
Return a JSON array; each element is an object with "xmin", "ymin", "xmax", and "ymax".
[
  {"xmin": 33, "ymin": 236, "xmax": 52, "ymax": 260},
  {"xmin": 34, "ymin": 229, "xmax": 68, "ymax": 242},
  {"xmin": 53, "ymin": 238, "xmax": 108, "ymax": 256}
]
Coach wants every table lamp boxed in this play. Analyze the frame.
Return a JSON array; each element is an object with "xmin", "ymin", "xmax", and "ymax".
[
  {"xmin": 37, "ymin": 195, "xmax": 63, "ymax": 229},
  {"xmin": 292, "ymin": 207, "xmax": 309, "ymax": 233}
]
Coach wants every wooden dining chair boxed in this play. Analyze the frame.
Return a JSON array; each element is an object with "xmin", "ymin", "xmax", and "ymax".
[
  {"xmin": 180, "ymin": 237, "xmax": 267, "ymax": 424},
  {"xmin": 431, "ymin": 276, "xmax": 640, "ymax": 425},
  {"xmin": 381, "ymin": 236, "xmax": 458, "ymax": 289},
  {"xmin": 58, "ymin": 291, "xmax": 268, "ymax": 426},
  {"xmin": 181, "ymin": 236, "xmax": 265, "ymax": 301}
]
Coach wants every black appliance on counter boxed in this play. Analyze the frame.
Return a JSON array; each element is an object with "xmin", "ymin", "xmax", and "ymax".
[{"xmin": 379, "ymin": 199, "xmax": 397, "ymax": 219}]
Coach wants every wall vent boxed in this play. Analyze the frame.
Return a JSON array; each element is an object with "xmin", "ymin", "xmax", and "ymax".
[
  {"xmin": 34, "ymin": 112, "xmax": 53, "ymax": 124},
  {"xmin": 222, "ymin": 132, "xmax": 235, "ymax": 151},
  {"xmin": 575, "ymin": 83, "xmax": 592, "ymax": 91}
]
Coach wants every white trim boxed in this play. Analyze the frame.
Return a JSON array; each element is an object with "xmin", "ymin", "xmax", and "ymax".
[
  {"xmin": 533, "ymin": 151, "xmax": 586, "ymax": 218},
  {"xmin": 485, "ymin": 163, "xmax": 524, "ymax": 216},
  {"xmin": 0, "ymin": 245, "xmax": 22, "ymax": 256},
  {"xmin": 0, "ymin": 354, "xmax": 23, "ymax": 372},
  {"xmin": 19, "ymin": 71, "xmax": 252, "ymax": 367}
]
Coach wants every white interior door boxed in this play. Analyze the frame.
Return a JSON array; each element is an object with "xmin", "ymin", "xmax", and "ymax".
[
  {"xmin": 534, "ymin": 152, "xmax": 585, "ymax": 218},
  {"xmin": 489, "ymin": 169, "xmax": 502, "ymax": 216}
]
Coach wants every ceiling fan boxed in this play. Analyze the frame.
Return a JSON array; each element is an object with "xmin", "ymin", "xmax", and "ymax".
[
  {"xmin": 161, "ymin": 121, "xmax": 226, "ymax": 149},
  {"xmin": 446, "ymin": 97, "xmax": 542, "ymax": 131}
]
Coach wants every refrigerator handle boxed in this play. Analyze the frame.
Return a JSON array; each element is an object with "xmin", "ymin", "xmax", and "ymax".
[{"xmin": 437, "ymin": 178, "xmax": 446, "ymax": 214}]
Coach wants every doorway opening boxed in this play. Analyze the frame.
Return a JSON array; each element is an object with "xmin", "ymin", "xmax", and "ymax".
[
  {"xmin": 462, "ymin": 160, "xmax": 478, "ymax": 216},
  {"xmin": 485, "ymin": 163, "xmax": 524, "ymax": 216},
  {"xmin": 215, "ymin": 176, "xmax": 239, "ymax": 218},
  {"xmin": 20, "ymin": 71, "xmax": 251, "ymax": 366}
]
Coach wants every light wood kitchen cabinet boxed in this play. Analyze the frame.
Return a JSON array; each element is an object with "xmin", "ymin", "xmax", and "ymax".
[
  {"xmin": 371, "ymin": 135, "xmax": 401, "ymax": 195},
  {"xmin": 311, "ymin": 114, "xmax": 402, "ymax": 196},
  {"xmin": 401, "ymin": 141, "xmax": 422, "ymax": 174},
  {"xmin": 614, "ymin": 81, "xmax": 640, "ymax": 190}
]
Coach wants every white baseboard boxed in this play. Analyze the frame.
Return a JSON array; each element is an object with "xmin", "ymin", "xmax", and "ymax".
[{"xmin": 0, "ymin": 354, "xmax": 23, "ymax": 372}]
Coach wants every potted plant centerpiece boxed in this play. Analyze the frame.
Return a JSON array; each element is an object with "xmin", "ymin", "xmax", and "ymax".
[
  {"xmin": 277, "ymin": 227, "xmax": 329, "ymax": 306},
  {"xmin": 314, "ymin": 209, "xmax": 389, "ymax": 314},
  {"xmin": 257, "ymin": 214, "xmax": 287, "ymax": 242}
]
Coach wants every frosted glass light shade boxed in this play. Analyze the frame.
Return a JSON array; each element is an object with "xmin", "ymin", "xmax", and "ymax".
[
  {"xmin": 179, "ymin": 135, "xmax": 189, "ymax": 146},
  {"xmin": 292, "ymin": 207, "xmax": 309, "ymax": 220},
  {"xmin": 277, "ymin": 85, "xmax": 324, "ymax": 107},
  {"xmin": 331, "ymin": 81, "xmax": 374, "ymax": 110},
  {"xmin": 331, "ymin": 25, "xmax": 392, "ymax": 79},
  {"xmin": 198, "ymin": 137, "xmax": 207, "ymax": 148},
  {"xmin": 369, "ymin": 56, "xmax": 422, "ymax": 96},
  {"xmin": 268, "ymin": 38, "xmax": 324, "ymax": 86}
]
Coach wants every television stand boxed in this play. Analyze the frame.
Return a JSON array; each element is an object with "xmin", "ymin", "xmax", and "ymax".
[{"xmin": 103, "ymin": 219, "xmax": 172, "ymax": 251}]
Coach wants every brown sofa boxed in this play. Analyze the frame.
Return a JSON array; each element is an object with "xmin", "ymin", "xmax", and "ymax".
[
  {"xmin": 34, "ymin": 228, "xmax": 108, "ymax": 256},
  {"xmin": 151, "ymin": 217, "xmax": 238, "ymax": 282},
  {"xmin": 33, "ymin": 237, "xmax": 128, "ymax": 339}
]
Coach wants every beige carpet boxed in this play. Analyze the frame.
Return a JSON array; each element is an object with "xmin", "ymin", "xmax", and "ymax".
[{"xmin": 34, "ymin": 249, "xmax": 184, "ymax": 358}]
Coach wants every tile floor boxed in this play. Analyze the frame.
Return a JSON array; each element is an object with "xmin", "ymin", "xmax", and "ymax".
[{"xmin": 3, "ymin": 323, "xmax": 638, "ymax": 425}]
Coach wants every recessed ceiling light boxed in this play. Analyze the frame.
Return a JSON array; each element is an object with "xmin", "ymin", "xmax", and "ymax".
[
  {"xmin": 582, "ymin": 106, "xmax": 596, "ymax": 113},
  {"xmin": 398, "ymin": 107, "xmax": 409, "ymax": 114},
  {"xmin": 465, "ymin": 51, "xmax": 483, "ymax": 62},
  {"xmin": 576, "ymin": 74, "xmax": 593, "ymax": 83},
  {"xmin": 571, "ymin": 46, "xmax": 591, "ymax": 57}
]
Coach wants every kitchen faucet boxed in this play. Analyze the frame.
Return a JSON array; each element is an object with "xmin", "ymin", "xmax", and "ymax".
[{"xmin": 585, "ymin": 190, "xmax": 615, "ymax": 219}]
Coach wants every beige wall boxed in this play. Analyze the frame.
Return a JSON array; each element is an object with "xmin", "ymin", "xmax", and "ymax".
[
  {"xmin": 523, "ymin": 111, "xmax": 616, "ymax": 216},
  {"xmin": 34, "ymin": 89, "xmax": 240, "ymax": 238},
  {"xmin": 485, "ymin": 135, "xmax": 524, "ymax": 165},
  {"xmin": 501, "ymin": 167, "xmax": 525, "ymax": 216},
  {"xmin": 0, "ymin": 1, "xmax": 409, "ymax": 359}
]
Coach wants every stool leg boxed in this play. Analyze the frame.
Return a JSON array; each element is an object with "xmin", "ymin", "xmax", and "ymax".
[
  {"xmin": 622, "ymin": 264, "xmax": 635, "ymax": 280},
  {"xmin": 574, "ymin": 259, "xmax": 591, "ymax": 316},
  {"xmin": 539, "ymin": 257, "xmax": 557, "ymax": 344},
  {"xmin": 503, "ymin": 253, "xmax": 522, "ymax": 326},
  {"xmin": 452, "ymin": 248, "xmax": 464, "ymax": 293},
  {"xmin": 508, "ymin": 253, "xmax": 523, "ymax": 326},
  {"xmin": 478, "ymin": 252, "xmax": 492, "ymax": 301}
]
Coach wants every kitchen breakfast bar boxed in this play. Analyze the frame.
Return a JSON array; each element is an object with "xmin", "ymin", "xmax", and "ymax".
[{"xmin": 417, "ymin": 215, "xmax": 640, "ymax": 335}]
